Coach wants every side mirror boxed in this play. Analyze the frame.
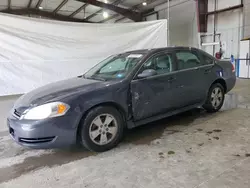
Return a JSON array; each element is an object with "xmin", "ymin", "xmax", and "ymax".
[{"xmin": 137, "ymin": 69, "xmax": 157, "ymax": 79}]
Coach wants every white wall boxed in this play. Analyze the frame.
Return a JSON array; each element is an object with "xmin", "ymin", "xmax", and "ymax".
[
  {"xmin": 168, "ymin": 23, "xmax": 197, "ymax": 47},
  {"xmin": 208, "ymin": 0, "xmax": 241, "ymax": 11},
  {"xmin": 146, "ymin": 13, "xmax": 158, "ymax": 21},
  {"xmin": 152, "ymin": 0, "xmax": 244, "ymax": 58},
  {"xmin": 155, "ymin": 0, "xmax": 198, "ymax": 47},
  {"xmin": 115, "ymin": 0, "xmax": 245, "ymax": 58},
  {"xmin": 202, "ymin": 0, "xmax": 243, "ymax": 58},
  {"xmin": 169, "ymin": 24, "xmax": 191, "ymax": 46},
  {"xmin": 243, "ymin": 0, "xmax": 250, "ymax": 38}
]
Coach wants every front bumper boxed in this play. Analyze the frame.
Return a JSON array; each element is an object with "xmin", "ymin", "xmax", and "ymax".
[{"xmin": 7, "ymin": 115, "xmax": 78, "ymax": 149}]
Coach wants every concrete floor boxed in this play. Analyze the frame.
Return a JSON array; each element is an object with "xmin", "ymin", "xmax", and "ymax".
[{"xmin": 0, "ymin": 79, "xmax": 250, "ymax": 188}]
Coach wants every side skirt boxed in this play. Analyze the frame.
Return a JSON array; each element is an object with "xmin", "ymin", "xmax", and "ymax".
[{"xmin": 126, "ymin": 103, "xmax": 203, "ymax": 129}]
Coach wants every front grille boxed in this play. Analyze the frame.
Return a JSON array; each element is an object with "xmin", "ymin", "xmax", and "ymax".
[
  {"xmin": 19, "ymin": 137, "xmax": 55, "ymax": 144},
  {"xmin": 13, "ymin": 109, "xmax": 21, "ymax": 118}
]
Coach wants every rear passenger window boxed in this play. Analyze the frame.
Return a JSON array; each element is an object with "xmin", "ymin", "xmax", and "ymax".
[
  {"xmin": 176, "ymin": 51, "xmax": 201, "ymax": 70},
  {"xmin": 202, "ymin": 54, "xmax": 214, "ymax": 65}
]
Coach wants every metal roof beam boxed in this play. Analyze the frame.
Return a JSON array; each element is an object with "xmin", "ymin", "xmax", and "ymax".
[
  {"xmin": 84, "ymin": 0, "xmax": 123, "ymax": 21},
  {"xmin": 1, "ymin": 8, "xmax": 93, "ymax": 23},
  {"xmin": 8, "ymin": 0, "xmax": 11, "ymax": 10},
  {"xmin": 99, "ymin": 0, "xmax": 142, "ymax": 23},
  {"xmin": 53, "ymin": 0, "xmax": 69, "ymax": 14},
  {"xmin": 35, "ymin": 0, "xmax": 43, "ymax": 9},
  {"xmin": 85, "ymin": 8, "xmax": 102, "ymax": 21},
  {"xmin": 76, "ymin": 0, "xmax": 142, "ymax": 22},
  {"xmin": 99, "ymin": 13, "xmax": 118, "ymax": 23},
  {"xmin": 114, "ymin": 16, "xmax": 126, "ymax": 23},
  {"xmin": 196, "ymin": 0, "xmax": 208, "ymax": 33},
  {"xmin": 28, "ymin": 0, "xmax": 33, "ymax": 8},
  {"xmin": 207, "ymin": 4, "xmax": 243, "ymax": 15},
  {"xmin": 69, "ymin": 3, "xmax": 88, "ymax": 18},
  {"xmin": 102, "ymin": 0, "xmax": 170, "ymax": 23}
]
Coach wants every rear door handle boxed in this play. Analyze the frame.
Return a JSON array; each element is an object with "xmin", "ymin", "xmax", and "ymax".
[
  {"xmin": 168, "ymin": 77, "xmax": 176, "ymax": 82},
  {"xmin": 204, "ymin": 69, "xmax": 212, "ymax": 74}
]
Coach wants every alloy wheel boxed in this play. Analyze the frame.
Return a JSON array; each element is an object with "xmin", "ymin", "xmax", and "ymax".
[
  {"xmin": 211, "ymin": 87, "xmax": 223, "ymax": 108},
  {"xmin": 89, "ymin": 114, "xmax": 118, "ymax": 145}
]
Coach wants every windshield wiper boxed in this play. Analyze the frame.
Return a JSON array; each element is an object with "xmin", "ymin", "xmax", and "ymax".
[
  {"xmin": 77, "ymin": 74, "xmax": 85, "ymax": 78},
  {"xmin": 85, "ymin": 76, "xmax": 106, "ymax": 81}
]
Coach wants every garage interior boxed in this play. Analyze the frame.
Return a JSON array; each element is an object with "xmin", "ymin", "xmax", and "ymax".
[{"xmin": 0, "ymin": 0, "xmax": 250, "ymax": 187}]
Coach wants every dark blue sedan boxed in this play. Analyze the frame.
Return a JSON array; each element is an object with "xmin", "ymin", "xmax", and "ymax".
[{"xmin": 7, "ymin": 47, "xmax": 236, "ymax": 152}]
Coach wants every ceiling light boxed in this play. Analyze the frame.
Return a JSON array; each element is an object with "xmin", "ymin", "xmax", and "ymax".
[
  {"xmin": 142, "ymin": 2, "xmax": 147, "ymax": 6},
  {"xmin": 103, "ymin": 11, "xmax": 109, "ymax": 18},
  {"xmin": 104, "ymin": 0, "xmax": 108, "ymax": 3},
  {"xmin": 38, "ymin": 6, "xmax": 43, "ymax": 10}
]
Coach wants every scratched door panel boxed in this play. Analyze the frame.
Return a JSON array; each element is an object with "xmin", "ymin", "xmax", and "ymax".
[{"xmin": 130, "ymin": 73, "xmax": 179, "ymax": 121}]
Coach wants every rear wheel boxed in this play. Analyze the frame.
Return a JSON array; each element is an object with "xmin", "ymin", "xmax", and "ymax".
[
  {"xmin": 203, "ymin": 83, "xmax": 225, "ymax": 113},
  {"xmin": 79, "ymin": 106, "xmax": 124, "ymax": 152}
]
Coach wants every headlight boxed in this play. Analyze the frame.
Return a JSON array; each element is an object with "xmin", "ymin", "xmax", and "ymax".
[{"xmin": 21, "ymin": 102, "xmax": 70, "ymax": 120}]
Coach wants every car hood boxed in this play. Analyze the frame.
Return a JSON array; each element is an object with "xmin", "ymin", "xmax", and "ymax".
[{"xmin": 14, "ymin": 77, "xmax": 110, "ymax": 111}]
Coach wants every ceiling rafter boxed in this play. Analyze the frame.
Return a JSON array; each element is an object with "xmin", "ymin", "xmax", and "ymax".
[
  {"xmin": 35, "ymin": 0, "xmax": 43, "ymax": 9},
  {"xmin": 76, "ymin": 0, "xmax": 142, "ymax": 22},
  {"xmin": 53, "ymin": 0, "xmax": 69, "ymax": 14},
  {"xmin": 1, "ymin": 8, "xmax": 93, "ymax": 23},
  {"xmin": 84, "ymin": 0, "xmax": 124, "ymax": 21},
  {"xmin": 102, "ymin": 0, "xmax": 165, "ymax": 23},
  {"xmin": 84, "ymin": 7, "xmax": 102, "ymax": 20},
  {"xmin": 114, "ymin": 16, "xmax": 126, "ymax": 23},
  {"xmin": 196, "ymin": 0, "xmax": 208, "ymax": 32},
  {"xmin": 27, "ymin": 0, "xmax": 33, "ymax": 8},
  {"xmin": 99, "ymin": 1, "xmax": 142, "ymax": 23},
  {"xmin": 69, "ymin": 3, "xmax": 88, "ymax": 18},
  {"xmin": 8, "ymin": 0, "xmax": 11, "ymax": 10},
  {"xmin": 99, "ymin": 13, "xmax": 118, "ymax": 23}
]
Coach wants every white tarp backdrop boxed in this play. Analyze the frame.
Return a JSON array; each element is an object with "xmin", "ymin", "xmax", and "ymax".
[{"xmin": 0, "ymin": 14, "xmax": 167, "ymax": 96}]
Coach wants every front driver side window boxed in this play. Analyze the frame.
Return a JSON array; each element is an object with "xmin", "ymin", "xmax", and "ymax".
[
  {"xmin": 140, "ymin": 53, "xmax": 174, "ymax": 76},
  {"xmin": 176, "ymin": 51, "xmax": 201, "ymax": 70}
]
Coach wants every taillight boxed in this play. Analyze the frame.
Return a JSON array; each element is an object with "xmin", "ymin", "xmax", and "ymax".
[{"xmin": 232, "ymin": 63, "xmax": 235, "ymax": 72}]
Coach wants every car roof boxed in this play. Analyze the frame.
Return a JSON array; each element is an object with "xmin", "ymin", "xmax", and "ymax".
[{"xmin": 126, "ymin": 46, "xmax": 201, "ymax": 55}]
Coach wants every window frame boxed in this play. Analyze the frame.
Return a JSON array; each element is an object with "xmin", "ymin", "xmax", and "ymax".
[
  {"xmin": 132, "ymin": 51, "xmax": 177, "ymax": 80},
  {"xmin": 174, "ymin": 49, "xmax": 205, "ymax": 71},
  {"xmin": 200, "ymin": 51, "xmax": 216, "ymax": 66}
]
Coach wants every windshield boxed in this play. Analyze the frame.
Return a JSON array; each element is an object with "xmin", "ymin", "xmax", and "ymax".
[{"xmin": 84, "ymin": 53, "xmax": 144, "ymax": 81}]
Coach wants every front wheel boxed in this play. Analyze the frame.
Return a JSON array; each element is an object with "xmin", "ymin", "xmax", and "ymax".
[
  {"xmin": 203, "ymin": 83, "xmax": 225, "ymax": 113},
  {"xmin": 79, "ymin": 106, "xmax": 124, "ymax": 152}
]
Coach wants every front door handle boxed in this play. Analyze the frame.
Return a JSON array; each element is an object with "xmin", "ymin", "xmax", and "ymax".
[
  {"xmin": 194, "ymin": 67, "xmax": 200, "ymax": 70},
  {"xmin": 134, "ymin": 92, "xmax": 139, "ymax": 100}
]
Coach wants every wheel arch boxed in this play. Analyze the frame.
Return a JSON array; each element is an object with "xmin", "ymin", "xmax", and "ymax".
[
  {"xmin": 211, "ymin": 78, "xmax": 227, "ymax": 92},
  {"xmin": 76, "ymin": 101, "xmax": 127, "ymax": 143}
]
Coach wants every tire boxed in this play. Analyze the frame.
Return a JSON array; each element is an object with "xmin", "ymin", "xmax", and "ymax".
[
  {"xmin": 203, "ymin": 83, "xmax": 225, "ymax": 113},
  {"xmin": 79, "ymin": 106, "xmax": 124, "ymax": 152}
]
